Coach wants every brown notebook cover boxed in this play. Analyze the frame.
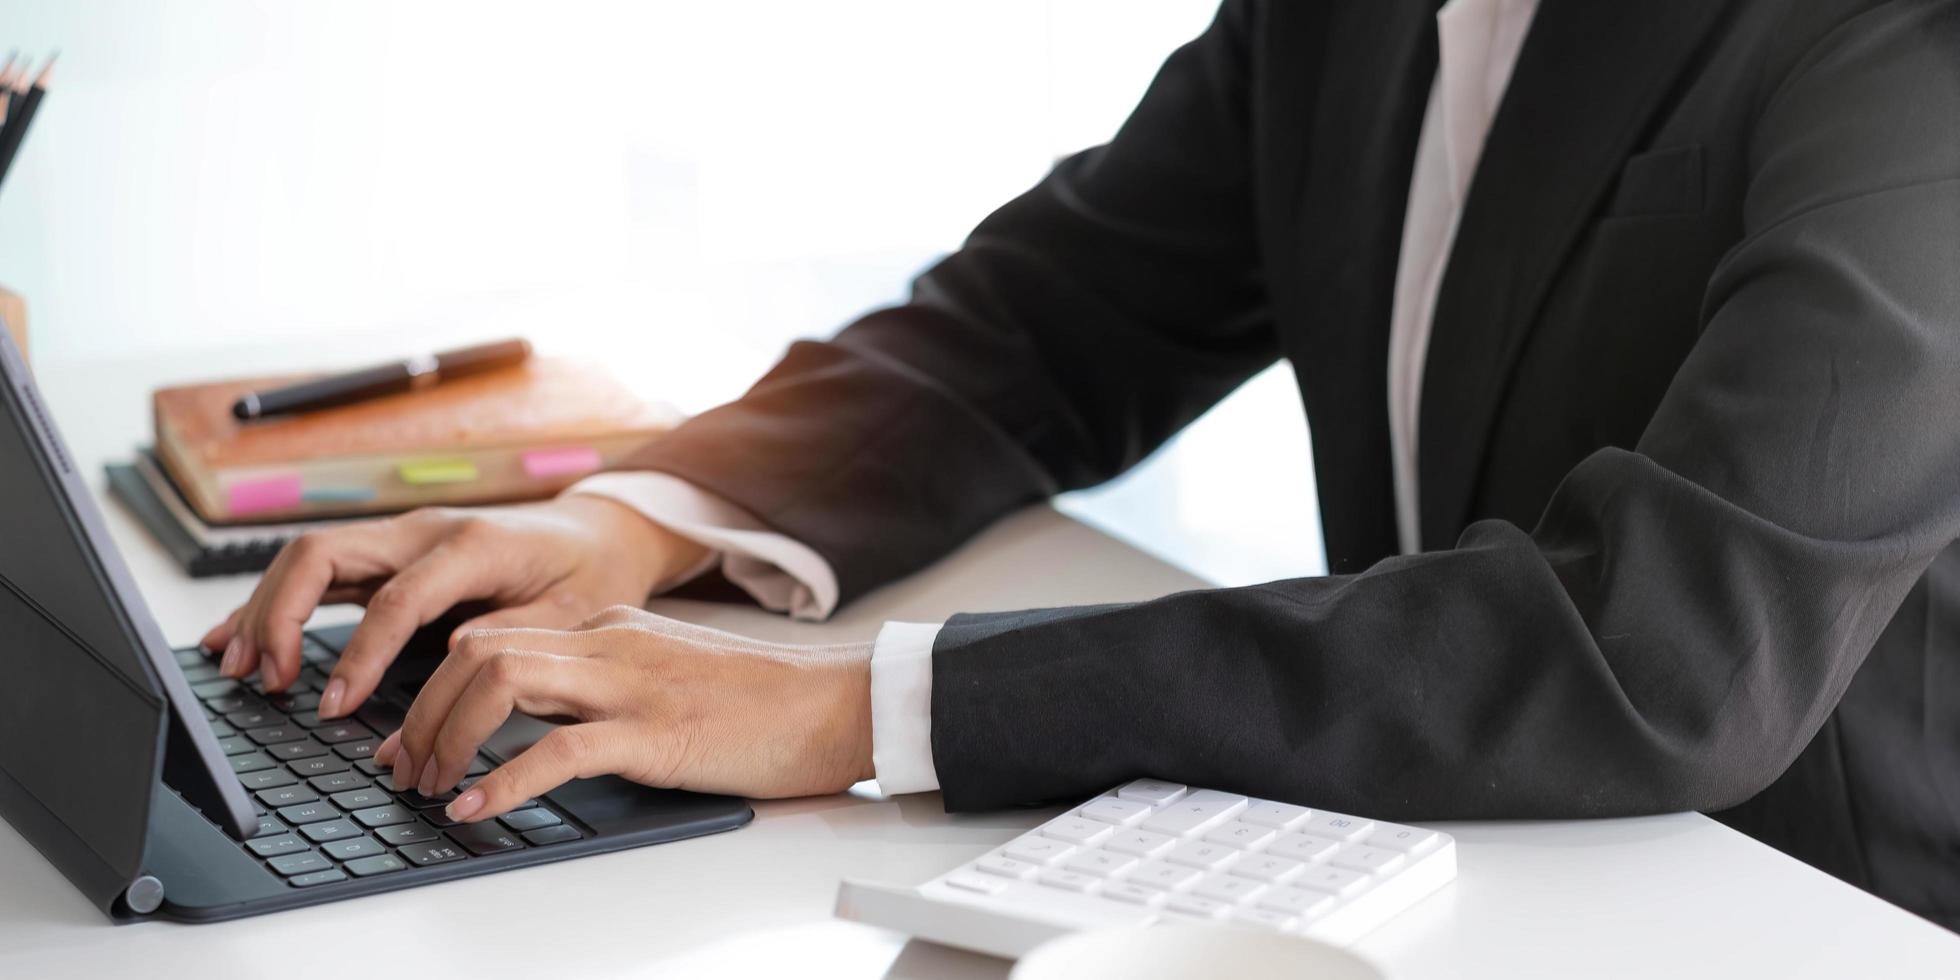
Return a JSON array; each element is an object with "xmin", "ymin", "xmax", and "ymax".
[{"xmin": 154, "ymin": 358, "xmax": 679, "ymax": 524}]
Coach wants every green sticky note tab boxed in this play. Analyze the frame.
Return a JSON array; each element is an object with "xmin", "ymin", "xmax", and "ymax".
[{"xmin": 397, "ymin": 459, "xmax": 479, "ymax": 485}]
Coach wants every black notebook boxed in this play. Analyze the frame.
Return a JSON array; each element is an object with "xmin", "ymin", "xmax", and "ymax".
[{"xmin": 106, "ymin": 450, "xmax": 368, "ymax": 577}]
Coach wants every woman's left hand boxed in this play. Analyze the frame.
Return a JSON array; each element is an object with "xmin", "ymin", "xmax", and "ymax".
[{"xmin": 373, "ymin": 606, "xmax": 875, "ymax": 824}]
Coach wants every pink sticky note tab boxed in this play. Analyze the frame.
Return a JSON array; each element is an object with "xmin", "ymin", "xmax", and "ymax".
[
  {"xmin": 522, "ymin": 447, "xmax": 603, "ymax": 479},
  {"xmin": 227, "ymin": 475, "xmax": 305, "ymax": 516}
]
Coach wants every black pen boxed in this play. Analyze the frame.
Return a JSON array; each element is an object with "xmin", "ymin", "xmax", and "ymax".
[{"xmin": 231, "ymin": 338, "xmax": 534, "ymax": 421}]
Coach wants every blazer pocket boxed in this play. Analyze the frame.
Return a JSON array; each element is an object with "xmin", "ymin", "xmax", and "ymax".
[{"xmin": 1603, "ymin": 143, "xmax": 1703, "ymax": 218}]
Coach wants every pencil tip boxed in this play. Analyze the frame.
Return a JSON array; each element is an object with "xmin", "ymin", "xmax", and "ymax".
[{"xmin": 31, "ymin": 53, "xmax": 55, "ymax": 88}]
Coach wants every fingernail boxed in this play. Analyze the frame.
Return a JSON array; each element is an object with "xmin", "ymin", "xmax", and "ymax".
[
  {"xmin": 418, "ymin": 758, "xmax": 439, "ymax": 796},
  {"xmin": 447, "ymin": 788, "xmax": 485, "ymax": 822},
  {"xmin": 219, "ymin": 638, "xmax": 242, "ymax": 677},
  {"xmin": 319, "ymin": 678, "xmax": 346, "ymax": 718}
]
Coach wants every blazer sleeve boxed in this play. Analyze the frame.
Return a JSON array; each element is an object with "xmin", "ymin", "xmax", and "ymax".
[
  {"xmin": 612, "ymin": 0, "xmax": 1277, "ymax": 605},
  {"xmin": 928, "ymin": 1, "xmax": 1960, "ymax": 816}
]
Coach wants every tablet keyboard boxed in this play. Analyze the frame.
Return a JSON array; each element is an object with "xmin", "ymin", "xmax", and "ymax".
[
  {"xmin": 172, "ymin": 633, "xmax": 585, "ymax": 887},
  {"xmin": 835, "ymin": 779, "xmax": 1455, "ymax": 959}
]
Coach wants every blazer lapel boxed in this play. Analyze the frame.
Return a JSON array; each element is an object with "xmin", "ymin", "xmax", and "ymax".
[{"xmin": 1414, "ymin": 0, "xmax": 1731, "ymax": 550}]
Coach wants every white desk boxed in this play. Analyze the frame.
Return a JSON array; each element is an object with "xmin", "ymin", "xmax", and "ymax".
[{"xmin": 4, "ymin": 353, "xmax": 1959, "ymax": 979}]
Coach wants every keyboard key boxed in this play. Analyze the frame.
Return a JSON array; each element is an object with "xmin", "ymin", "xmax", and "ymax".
[
  {"xmin": 497, "ymin": 808, "xmax": 563, "ymax": 833},
  {"xmin": 1306, "ymin": 812, "xmax": 1375, "ymax": 842},
  {"xmin": 466, "ymin": 756, "xmax": 492, "ymax": 776},
  {"xmin": 1116, "ymin": 779, "xmax": 1188, "ymax": 806},
  {"xmin": 300, "ymin": 635, "xmax": 339, "ymax": 665},
  {"xmin": 289, "ymin": 709, "xmax": 327, "ymax": 729},
  {"xmin": 289, "ymin": 869, "xmax": 347, "ymax": 888},
  {"xmin": 1365, "ymin": 823, "xmax": 1441, "ymax": 855},
  {"xmin": 331, "ymin": 787, "xmax": 390, "ymax": 810},
  {"xmin": 257, "ymin": 785, "xmax": 319, "ymax": 808},
  {"xmin": 268, "ymin": 852, "xmax": 333, "ymax": 877},
  {"xmin": 1330, "ymin": 846, "xmax": 1407, "ymax": 876},
  {"xmin": 344, "ymin": 854, "xmax": 409, "ymax": 877},
  {"xmin": 1036, "ymin": 869, "xmax": 1098, "ymax": 893},
  {"xmin": 217, "ymin": 736, "xmax": 255, "ymax": 756},
  {"xmin": 1231, "ymin": 854, "xmax": 1306, "ymax": 883},
  {"xmin": 246, "ymin": 834, "xmax": 308, "ymax": 858},
  {"xmin": 1295, "ymin": 864, "xmax": 1371, "ymax": 898},
  {"xmin": 322, "ymin": 836, "xmax": 389, "ymax": 861},
  {"xmin": 1256, "ymin": 885, "xmax": 1337, "ymax": 918},
  {"xmin": 1192, "ymin": 873, "xmax": 1266, "ymax": 904},
  {"xmin": 315, "ymin": 721, "xmax": 375, "ymax": 745},
  {"xmin": 300, "ymin": 820, "xmax": 363, "ymax": 843},
  {"xmin": 1164, "ymin": 894, "xmax": 1231, "ymax": 919},
  {"xmin": 424, "ymin": 809, "xmax": 465, "ymax": 828},
  {"xmin": 269, "ymin": 691, "xmax": 322, "ymax": 713},
  {"xmin": 334, "ymin": 738, "xmax": 383, "ymax": 760},
  {"xmin": 398, "ymin": 841, "xmax": 467, "ymax": 867},
  {"xmin": 352, "ymin": 804, "xmax": 416, "ymax": 828},
  {"xmin": 238, "ymin": 768, "xmax": 297, "ymax": 791},
  {"xmin": 1104, "ymin": 828, "xmax": 1176, "ymax": 859},
  {"xmin": 1002, "ymin": 836, "xmax": 1076, "ymax": 866},
  {"xmin": 448, "ymin": 822, "xmax": 526, "ymax": 855},
  {"xmin": 375, "ymin": 820, "xmax": 442, "ymax": 845},
  {"xmin": 1267, "ymin": 832, "xmax": 1339, "ymax": 864},
  {"xmin": 229, "ymin": 752, "xmax": 278, "ymax": 775},
  {"xmin": 251, "ymin": 816, "xmax": 287, "ymax": 839},
  {"xmin": 1204, "ymin": 820, "xmax": 1277, "ymax": 850},
  {"xmin": 1229, "ymin": 907, "xmax": 1297, "ymax": 931},
  {"xmin": 227, "ymin": 709, "xmax": 279, "ymax": 730},
  {"xmin": 245, "ymin": 725, "xmax": 306, "ymax": 746},
  {"xmin": 1164, "ymin": 840, "xmax": 1240, "ymax": 871},
  {"xmin": 1038, "ymin": 815, "xmax": 1114, "ymax": 847},
  {"xmin": 206, "ymin": 719, "xmax": 237, "ymax": 737},
  {"xmin": 397, "ymin": 787, "xmax": 457, "ymax": 809},
  {"xmin": 205, "ymin": 693, "xmax": 260, "ymax": 714},
  {"xmin": 268, "ymin": 738, "xmax": 329, "ymax": 761},
  {"xmin": 1140, "ymin": 790, "xmax": 1247, "ymax": 837},
  {"xmin": 1100, "ymin": 882, "xmax": 1165, "ymax": 906},
  {"xmin": 944, "ymin": 871, "xmax": 1009, "ymax": 896},
  {"xmin": 355, "ymin": 758, "xmax": 390, "ymax": 777},
  {"xmin": 275, "ymin": 802, "xmax": 341, "ymax": 825},
  {"xmin": 288, "ymin": 756, "xmax": 352, "ymax": 778},
  {"xmin": 193, "ymin": 679, "xmax": 242, "ymax": 700},
  {"xmin": 1241, "ymin": 800, "xmax": 1312, "ymax": 830},
  {"xmin": 521, "ymin": 825, "xmax": 581, "ymax": 846},
  {"xmin": 1127, "ymin": 860, "xmax": 1202, "ymax": 891},
  {"xmin": 975, "ymin": 854, "xmax": 1039, "ymax": 880},
  {"xmin": 355, "ymin": 702, "xmax": 407, "ymax": 733},
  {"xmin": 175, "ymin": 648, "xmax": 208, "ymax": 667},
  {"xmin": 1078, "ymin": 796, "xmax": 1152, "ymax": 827},
  {"xmin": 309, "ymin": 772, "xmax": 369, "ymax": 794},
  {"xmin": 1062, "ymin": 849, "xmax": 1137, "ymax": 878},
  {"xmin": 180, "ymin": 663, "xmax": 222, "ymax": 683}
]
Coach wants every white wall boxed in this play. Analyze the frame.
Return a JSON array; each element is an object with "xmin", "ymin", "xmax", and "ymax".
[{"xmin": 0, "ymin": 0, "xmax": 1325, "ymax": 586}]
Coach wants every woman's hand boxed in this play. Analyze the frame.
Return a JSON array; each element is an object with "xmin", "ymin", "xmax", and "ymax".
[
  {"xmin": 202, "ymin": 495, "xmax": 711, "ymax": 718},
  {"xmin": 374, "ymin": 606, "xmax": 875, "ymax": 822}
]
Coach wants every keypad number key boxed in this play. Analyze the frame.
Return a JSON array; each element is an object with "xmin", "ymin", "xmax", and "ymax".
[
  {"xmin": 1078, "ymin": 796, "xmax": 1152, "ymax": 828},
  {"xmin": 1139, "ymin": 790, "xmax": 1248, "ymax": 837},
  {"xmin": 1307, "ymin": 812, "xmax": 1376, "ymax": 842},
  {"xmin": 1039, "ymin": 815, "xmax": 1115, "ymax": 847},
  {"xmin": 1115, "ymin": 779, "xmax": 1188, "ymax": 806},
  {"xmin": 1241, "ymin": 799, "xmax": 1312, "ymax": 830}
]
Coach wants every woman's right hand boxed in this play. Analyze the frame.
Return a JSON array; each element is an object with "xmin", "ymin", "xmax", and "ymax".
[{"xmin": 200, "ymin": 494, "xmax": 711, "ymax": 720}]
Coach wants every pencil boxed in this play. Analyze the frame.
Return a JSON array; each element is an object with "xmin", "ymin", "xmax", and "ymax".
[
  {"xmin": 0, "ymin": 53, "xmax": 19, "ymax": 129},
  {"xmin": 0, "ymin": 53, "xmax": 53, "ymax": 190}
]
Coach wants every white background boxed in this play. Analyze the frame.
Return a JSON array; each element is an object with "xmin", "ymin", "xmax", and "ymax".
[{"xmin": 0, "ymin": 0, "xmax": 1325, "ymax": 586}]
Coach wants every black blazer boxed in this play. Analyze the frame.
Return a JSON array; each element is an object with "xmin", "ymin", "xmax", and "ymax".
[{"xmin": 624, "ymin": 0, "xmax": 1960, "ymax": 925}]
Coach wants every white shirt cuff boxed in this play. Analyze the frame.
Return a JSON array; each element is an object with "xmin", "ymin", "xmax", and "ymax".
[
  {"xmin": 871, "ymin": 620, "xmax": 943, "ymax": 795},
  {"xmin": 568, "ymin": 471, "xmax": 840, "ymax": 621}
]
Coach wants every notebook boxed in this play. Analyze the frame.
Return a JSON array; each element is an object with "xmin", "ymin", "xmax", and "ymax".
[
  {"xmin": 152, "ymin": 358, "xmax": 679, "ymax": 524},
  {"xmin": 106, "ymin": 451, "xmax": 360, "ymax": 577}
]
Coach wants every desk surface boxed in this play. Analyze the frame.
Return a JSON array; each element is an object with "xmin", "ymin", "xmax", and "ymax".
[{"xmin": 4, "ymin": 353, "xmax": 1959, "ymax": 979}]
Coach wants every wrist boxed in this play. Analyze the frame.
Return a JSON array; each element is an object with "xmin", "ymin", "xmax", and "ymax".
[{"xmin": 562, "ymin": 494, "xmax": 713, "ymax": 596}]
